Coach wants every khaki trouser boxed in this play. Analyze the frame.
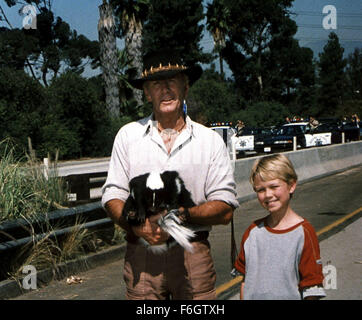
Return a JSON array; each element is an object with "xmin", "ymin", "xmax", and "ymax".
[{"xmin": 123, "ymin": 239, "xmax": 216, "ymax": 300}]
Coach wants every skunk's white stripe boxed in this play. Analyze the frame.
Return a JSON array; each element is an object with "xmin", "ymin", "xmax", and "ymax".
[
  {"xmin": 175, "ymin": 177, "xmax": 182, "ymax": 194},
  {"xmin": 146, "ymin": 171, "xmax": 164, "ymax": 190}
]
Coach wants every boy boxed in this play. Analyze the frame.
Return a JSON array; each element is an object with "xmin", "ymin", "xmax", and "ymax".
[{"xmin": 234, "ymin": 154, "xmax": 326, "ymax": 300}]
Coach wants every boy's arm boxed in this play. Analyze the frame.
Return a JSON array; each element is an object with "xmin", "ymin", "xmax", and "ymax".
[
  {"xmin": 240, "ymin": 279, "xmax": 245, "ymax": 300},
  {"xmin": 299, "ymin": 222, "xmax": 326, "ymax": 299}
]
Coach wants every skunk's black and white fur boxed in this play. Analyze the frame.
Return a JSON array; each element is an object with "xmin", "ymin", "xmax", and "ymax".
[{"xmin": 123, "ymin": 171, "xmax": 196, "ymax": 253}]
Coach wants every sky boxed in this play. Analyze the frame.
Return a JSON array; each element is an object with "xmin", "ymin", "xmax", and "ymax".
[{"xmin": 1, "ymin": 0, "xmax": 362, "ymax": 76}]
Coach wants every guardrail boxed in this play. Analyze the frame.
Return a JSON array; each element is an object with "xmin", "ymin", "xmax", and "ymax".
[
  {"xmin": 0, "ymin": 201, "xmax": 113, "ymax": 282},
  {"xmin": 65, "ymin": 172, "xmax": 107, "ymax": 203},
  {"xmin": 0, "ymin": 202, "xmax": 109, "ymax": 251}
]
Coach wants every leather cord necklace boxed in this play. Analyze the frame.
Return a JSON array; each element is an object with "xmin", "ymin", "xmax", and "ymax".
[{"xmin": 158, "ymin": 121, "xmax": 186, "ymax": 153}]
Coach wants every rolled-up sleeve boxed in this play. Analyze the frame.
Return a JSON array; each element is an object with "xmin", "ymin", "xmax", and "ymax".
[
  {"xmin": 101, "ymin": 129, "xmax": 130, "ymax": 207},
  {"xmin": 204, "ymin": 132, "xmax": 239, "ymax": 209}
]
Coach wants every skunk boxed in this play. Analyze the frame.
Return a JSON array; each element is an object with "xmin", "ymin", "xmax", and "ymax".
[{"xmin": 123, "ymin": 171, "xmax": 196, "ymax": 253}]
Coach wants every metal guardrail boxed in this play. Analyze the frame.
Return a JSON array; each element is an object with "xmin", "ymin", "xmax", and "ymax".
[
  {"xmin": 65, "ymin": 172, "xmax": 107, "ymax": 202},
  {"xmin": 0, "ymin": 202, "xmax": 112, "ymax": 253}
]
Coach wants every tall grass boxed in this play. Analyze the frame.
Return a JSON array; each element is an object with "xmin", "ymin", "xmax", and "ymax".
[
  {"xmin": 0, "ymin": 139, "xmax": 92, "ymax": 281},
  {"xmin": 0, "ymin": 139, "xmax": 68, "ymax": 222},
  {"xmin": 0, "ymin": 139, "xmax": 121, "ymax": 282}
]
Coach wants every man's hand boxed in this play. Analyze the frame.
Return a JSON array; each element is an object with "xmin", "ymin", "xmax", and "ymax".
[{"xmin": 131, "ymin": 211, "xmax": 170, "ymax": 245}]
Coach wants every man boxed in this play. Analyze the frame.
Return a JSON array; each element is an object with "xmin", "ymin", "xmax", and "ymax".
[
  {"xmin": 102, "ymin": 50, "xmax": 239, "ymax": 300},
  {"xmin": 235, "ymin": 120, "xmax": 245, "ymax": 135},
  {"xmin": 308, "ymin": 116, "xmax": 319, "ymax": 131}
]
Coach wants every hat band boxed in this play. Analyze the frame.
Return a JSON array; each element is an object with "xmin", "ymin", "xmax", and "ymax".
[{"xmin": 142, "ymin": 63, "xmax": 187, "ymax": 78}]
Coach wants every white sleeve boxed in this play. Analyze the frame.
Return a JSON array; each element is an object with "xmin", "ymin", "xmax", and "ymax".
[
  {"xmin": 204, "ymin": 132, "xmax": 239, "ymax": 209},
  {"xmin": 302, "ymin": 285, "xmax": 326, "ymax": 299},
  {"xmin": 101, "ymin": 129, "xmax": 130, "ymax": 207}
]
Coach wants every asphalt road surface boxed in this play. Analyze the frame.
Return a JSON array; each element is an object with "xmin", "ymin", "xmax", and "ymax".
[{"xmin": 11, "ymin": 165, "xmax": 362, "ymax": 300}]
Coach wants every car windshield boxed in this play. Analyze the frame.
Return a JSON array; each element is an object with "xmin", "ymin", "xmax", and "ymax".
[{"xmin": 236, "ymin": 127, "xmax": 259, "ymax": 136}]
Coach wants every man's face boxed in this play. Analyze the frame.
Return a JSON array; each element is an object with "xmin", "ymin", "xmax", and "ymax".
[{"xmin": 143, "ymin": 73, "xmax": 189, "ymax": 116}]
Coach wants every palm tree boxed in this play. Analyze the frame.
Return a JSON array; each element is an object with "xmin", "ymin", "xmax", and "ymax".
[
  {"xmin": 206, "ymin": 0, "xmax": 229, "ymax": 77},
  {"xmin": 98, "ymin": 0, "xmax": 120, "ymax": 117},
  {"xmin": 111, "ymin": 0, "xmax": 150, "ymax": 107}
]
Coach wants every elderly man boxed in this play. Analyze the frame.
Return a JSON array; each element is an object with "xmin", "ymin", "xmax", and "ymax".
[{"xmin": 102, "ymin": 50, "xmax": 239, "ymax": 300}]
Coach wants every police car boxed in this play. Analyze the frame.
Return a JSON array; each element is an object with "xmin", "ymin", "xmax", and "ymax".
[
  {"xmin": 209, "ymin": 122, "xmax": 254, "ymax": 157},
  {"xmin": 283, "ymin": 122, "xmax": 331, "ymax": 147}
]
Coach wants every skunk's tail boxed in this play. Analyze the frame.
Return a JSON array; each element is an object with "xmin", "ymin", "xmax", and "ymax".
[{"xmin": 158, "ymin": 209, "xmax": 195, "ymax": 253}]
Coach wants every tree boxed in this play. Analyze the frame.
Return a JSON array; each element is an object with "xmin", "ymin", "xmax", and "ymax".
[
  {"xmin": 263, "ymin": 17, "xmax": 316, "ymax": 111},
  {"xmin": 111, "ymin": 0, "xmax": 150, "ymax": 107},
  {"xmin": 1, "ymin": 0, "xmax": 100, "ymax": 86},
  {"xmin": 206, "ymin": 0, "xmax": 229, "ymax": 76},
  {"xmin": 46, "ymin": 72, "xmax": 110, "ymax": 158},
  {"xmin": 143, "ymin": 0, "xmax": 211, "ymax": 66},
  {"xmin": 317, "ymin": 32, "xmax": 347, "ymax": 117},
  {"xmin": 0, "ymin": 67, "xmax": 46, "ymax": 156},
  {"xmin": 0, "ymin": 27, "xmax": 38, "ymax": 70},
  {"xmin": 232, "ymin": 101, "xmax": 289, "ymax": 127},
  {"xmin": 188, "ymin": 66, "xmax": 241, "ymax": 124},
  {"xmin": 98, "ymin": 0, "xmax": 120, "ymax": 117},
  {"xmin": 221, "ymin": 0, "xmax": 294, "ymax": 99},
  {"xmin": 346, "ymin": 48, "xmax": 362, "ymax": 100}
]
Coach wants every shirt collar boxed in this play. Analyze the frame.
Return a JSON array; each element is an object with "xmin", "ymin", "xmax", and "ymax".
[{"xmin": 142, "ymin": 113, "xmax": 196, "ymax": 137}]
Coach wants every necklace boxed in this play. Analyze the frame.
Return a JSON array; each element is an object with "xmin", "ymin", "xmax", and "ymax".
[
  {"xmin": 157, "ymin": 121, "xmax": 186, "ymax": 134},
  {"xmin": 157, "ymin": 121, "xmax": 186, "ymax": 153}
]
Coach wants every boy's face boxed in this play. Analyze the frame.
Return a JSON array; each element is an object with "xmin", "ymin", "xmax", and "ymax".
[{"xmin": 253, "ymin": 176, "xmax": 296, "ymax": 215}]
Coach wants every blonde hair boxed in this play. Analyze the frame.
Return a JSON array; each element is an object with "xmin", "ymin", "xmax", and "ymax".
[{"xmin": 250, "ymin": 154, "xmax": 298, "ymax": 189}]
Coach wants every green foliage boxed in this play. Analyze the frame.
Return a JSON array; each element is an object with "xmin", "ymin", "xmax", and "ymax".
[
  {"xmin": 46, "ymin": 71, "xmax": 114, "ymax": 158},
  {"xmin": 0, "ymin": 67, "xmax": 124, "ymax": 160},
  {"xmin": 335, "ymin": 99, "xmax": 362, "ymax": 119},
  {"xmin": 0, "ymin": 28, "xmax": 38, "ymax": 70},
  {"xmin": 111, "ymin": 0, "xmax": 150, "ymax": 36},
  {"xmin": 317, "ymin": 32, "xmax": 347, "ymax": 116},
  {"xmin": 345, "ymin": 48, "xmax": 362, "ymax": 100},
  {"xmin": 188, "ymin": 66, "xmax": 241, "ymax": 124},
  {"xmin": 143, "ymin": 0, "xmax": 212, "ymax": 65},
  {"xmin": 0, "ymin": 67, "xmax": 45, "ymax": 156},
  {"xmin": 220, "ymin": 0, "xmax": 314, "ymax": 105},
  {"xmin": 37, "ymin": 115, "xmax": 81, "ymax": 159},
  {"xmin": 231, "ymin": 101, "xmax": 289, "ymax": 128},
  {"xmin": 1, "ymin": 2, "xmax": 99, "ymax": 86}
]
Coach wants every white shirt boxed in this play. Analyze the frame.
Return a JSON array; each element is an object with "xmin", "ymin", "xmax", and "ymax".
[{"xmin": 102, "ymin": 115, "xmax": 239, "ymax": 231}]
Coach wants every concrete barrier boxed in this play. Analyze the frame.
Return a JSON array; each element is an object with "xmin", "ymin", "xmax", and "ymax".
[{"xmin": 234, "ymin": 141, "xmax": 362, "ymax": 203}]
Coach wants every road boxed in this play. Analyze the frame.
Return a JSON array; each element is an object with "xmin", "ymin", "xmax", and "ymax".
[{"xmin": 11, "ymin": 165, "xmax": 362, "ymax": 300}]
